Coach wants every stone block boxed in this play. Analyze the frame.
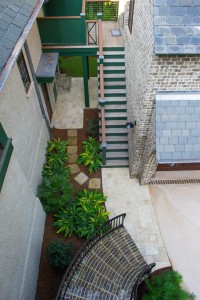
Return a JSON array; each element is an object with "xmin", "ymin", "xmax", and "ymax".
[
  {"xmin": 68, "ymin": 154, "xmax": 78, "ymax": 163},
  {"xmin": 177, "ymin": 36, "xmax": 191, "ymax": 44},
  {"xmin": 181, "ymin": 129, "xmax": 190, "ymax": 136},
  {"xmin": 163, "ymin": 129, "xmax": 171, "ymax": 137},
  {"xmin": 160, "ymin": 152, "xmax": 172, "ymax": 159},
  {"xmin": 158, "ymin": 5, "xmax": 170, "ymax": 15},
  {"xmin": 175, "ymin": 144, "xmax": 185, "ymax": 151},
  {"xmin": 154, "ymin": 36, "xmax": 163, "ymax": 45},
  {"xmin": 155, "ymin": 45, "xmax": 168, "ymax": 53},
  {"xmin": 178, "ymin": 136, "xmax": 188, "ymax": 144},
  {"xmin": 158, "ymin": 25, "xmax": 171, "ymax": 35},
  {"xmin": 68, "ymin": 129, "xmax": 77, "ymax": 137},
  {"xmin": 191, "ymin": 129, "xmax": 200, "ymax": 136},
  {"xmin": 175, "ymin": 106, "xmax": 185, "ymax": 114},
  {"xmin": 164, "ymin": 145, "xmax": 175, "ymax": 152},
  {"xmin": 163, "ymin": 35, "xmax": 177, "ymax": 44},
  {"xmin": 167, "ymin": 44, "xmax": 183, "ymax": 53},
  {"xmin": 67, "ymin": 146, "xmax": 77, "ymax": 154},
  {"xmin": 168, "ymin": 137, "xmax": 178, "ymax": 144},
  {"xmin": 154, "ymin": 16, "xmax": 167, "ymax": 25},
  {"xmin": 74, "ymin": 172, "xmax": 89, "ymax": 185},
  {"xmin": 170, "ymin": 100, "xmax": 180, "ymax": 107},
  {"xmin": 171, "ymin": 26, "xmax": 186, "ymax": 35},
  {"xmin": 170, "ymin": 6, "xmax": 186, "ymax": 16},
  {"xmin": 157, "ymin": 145, "xmax": 165, "ymax": 152},
  {"xmin": 171, "ymin": 129, "xmax": 181, "ymax": 137},
  {"xmin": 68, "ymin": 136, "xmax": 77, "ymax": 145},
  {"xmin": 166, "ymin": 122, "xmax": 177, "ymax": 130},
  {"xmin": 69, "ymin": 164, "xmax": 81, "ymax": 174},
  {"xmin": 179, "ymin": 0, "xmax": 193, "ymax": 6},
  {"xmin": 186, "ymin": 122, "xmax": 196, "ymax": 129},
  {"xmin": 188, "ymin": 137, "xmax": 198, "ymax": 144},
  {"xmin": 167, "ymin": 16, "xmax": 181, "ymax": 25},
  {"xmin": 157, "ymin": 122, "xmax": 166, "ymax": 130},
  {"xmin": 183, "ymin": 45, "xmax": 196, "ymax": 54},
  {"xmin": 185, "ymin": 145, "xmax": 194, "ymax": 151},
  {"xmin": 160, "ymin": 137, "xmax": 168, "ymax": 144},
  {"xmin": 89, "ymin": 178, "xmax": 101, "ymax": 189},
  {"xmin": 172, "ymin": 152, "xmax": 182, "ymax": 159},
  {"xmin": 186, "ymin": 6, "xmax": 199, "ymax": 15},
  {"xmin": 191, "ymin": 151, "xmax": 200, "ymax": 159},
  {"xmin": 194, "ymin": 144, "xmax": 200, "ymax": 151},
  {"xmin": 177, "ymin": 122, "xmax": 186, "ymax": 129}
]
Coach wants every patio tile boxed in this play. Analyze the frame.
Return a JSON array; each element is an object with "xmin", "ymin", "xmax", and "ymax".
[
  {"xmin": 74, "ymin": 172, "xmax": 89, "ymax": 185},
  {"xmin": 69, "ymin": 164, "xmax": 81, "ymax": 174},
  {"xmin": 67, "ymin": 146, "xmax": 77, "ymax": 154},
  {"xmin": 68, "ymin": 136, "xmax": 77, "ymax": 145},
  {"xmin": 68, "ymin": 129, "xmax": 77, "ymax": 137},
  {"xmin": 89, "ymin": 178, "xmax": 101, "ymax": 189},
  {"xmin": 68, "ymin": 154, "xmax": 78, "ymax": 163}
]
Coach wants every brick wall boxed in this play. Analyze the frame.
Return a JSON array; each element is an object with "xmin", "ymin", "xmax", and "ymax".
[
  {"xmin": 120, "ymin": 0, "xmax": 154, "ymax": 178},
  {"xmin": 120, "ymin": 0, "xmax": 200, "ymax": 183}
]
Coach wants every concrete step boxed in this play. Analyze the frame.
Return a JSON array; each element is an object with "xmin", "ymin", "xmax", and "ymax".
[
  {"xmin": 98, "ymin": 66, "xmax": 126, "ymax": 71},
  {"xmin": 104, "ymin": 119, "xmax": 128, "ymax": 126},
  {"xmin": 105, "ymin": 143, "xmax": 128, "ymax": 150},
  {"xmin": 102, "ymin": 160, "xmax": 129, "ymax": 167},
  {"xmin": 104, "ymin": 112, "xmax": 127, "ymax": 118},
  {"xmin": 98, "ymin": 81, "xmax": 126, "ymax": 87},
  {"xmin": 104, "ymin": 104, "xmax": 127, "ymax": 110},
  {"xmin": 98, "ymin": 51, "xmax": 125, "ymax": 56},
  {"xmin": 98, "ymin": 89, "xmax": 126, "ymax": 94},
  {"xmin": 106, "ymin": 152, "xmax": 129, "ymax": 158},
  {"xmin": 104, "ymin": 73, "xmax": 126, "ymax": 79}
]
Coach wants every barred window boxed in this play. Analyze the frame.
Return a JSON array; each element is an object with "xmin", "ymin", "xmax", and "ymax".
[
  {"xmin": 17, "ymin": 51, "xmax": 31, "ymax": 93},
  {"xmin": 128, "ymin": 0, "xmax": 135, "ymax": 33}
]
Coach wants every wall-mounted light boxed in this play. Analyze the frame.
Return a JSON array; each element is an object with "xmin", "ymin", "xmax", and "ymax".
[{"xmin": 125, "ymin": 121, "xmax": 136, "ymax": 129}]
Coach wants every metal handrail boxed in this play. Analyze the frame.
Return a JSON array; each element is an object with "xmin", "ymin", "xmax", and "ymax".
[
  {"xmin": 55, "ymin": 213, "xmax": 126, "ymax": 300},
  {"xmin": 130, "ymin": 263, "xmax": 156, "ymax": 300}
]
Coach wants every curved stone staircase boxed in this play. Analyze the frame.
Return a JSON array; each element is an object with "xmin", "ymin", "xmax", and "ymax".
[{"xmin": 55, "ymin": 214, "xmax": 155, "ymax": 300}]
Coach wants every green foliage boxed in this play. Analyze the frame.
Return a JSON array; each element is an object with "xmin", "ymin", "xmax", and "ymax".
[
  {"xmin": 38, "ymin": 174, "xmax": 73, "ymax": 213},
  {"xmin": 42, "ymin": 138, "xmax": 70, "ymax": 178},
  {"xmin": 85, "ymin": 118, "xmax": 99, "ymax": 138},
  {"xmin": 45, "ymin": 239, "xmax": 74, "ymax": 270},
  {"xmin": 77, "ymin": 137, "xmax": 101, "ymax": 174},
  {"xmin": 54, "ymin": 189, "xmax": 109, "ymax": 239},
  {"xmin": 59, "ymin": 56, "xmax": 97, "ymax": 77},
  {"xmin": 143, "ymin": 270, "xmax": 196, "ymax": 300}
]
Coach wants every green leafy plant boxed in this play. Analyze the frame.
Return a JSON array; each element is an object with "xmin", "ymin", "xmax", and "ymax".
[
  {"xmin": 143, "ymin": 270, "xmax": 196, "ymax": 300},
  {"xmin": 38, "ymin": 174, "xmax": 73, "ymax": 213},
  {"xmin": 54, "ymin": 190, "xmax": 109, "ymax": 239},
  {"xmin": 45, "ymin": 239, "xmax": 74, "ymax": 270},
  {"xmin": 77, "ymin": 137, "xmax": 101, "ymax": 174},
  {"xmin": 85, "ymin": 118, "xmax": 99, "ymax": 138},
  {"xmin": 42, "ymin": 139, "xmax": 69, "ymax": 178}
]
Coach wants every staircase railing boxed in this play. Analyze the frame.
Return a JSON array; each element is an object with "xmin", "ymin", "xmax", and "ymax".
[
  {"xmin": 130, "ymin": 263, "xmax": 156, "ymax": 300},
  {"xmin": 86, "ymin": 20, "xmax": 98, "ymax": 45},
  {"xmin": 98, "ymin": 14, "xmax": 107, "ymax": 165},
  {"xmin": 55, "ymin": 213, "xmax": 126, "ymax": 300}
]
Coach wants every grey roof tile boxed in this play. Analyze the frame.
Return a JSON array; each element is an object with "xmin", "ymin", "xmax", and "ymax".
[
  {"xmin": 0, "ymin": 0, "xmax": 38, "ymax": 74},
  {"xmin": 156, "ymin": 92, "xmax": 200, "ymax": 163},
  {"xmin": 154, "ymin": 0, "xmax": 200, "ymax": 54}
]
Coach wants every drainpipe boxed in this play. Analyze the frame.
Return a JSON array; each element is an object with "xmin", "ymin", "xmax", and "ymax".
[{"xmin": 24, "ymin": 40, "xmax": 53, "ymax": 138}]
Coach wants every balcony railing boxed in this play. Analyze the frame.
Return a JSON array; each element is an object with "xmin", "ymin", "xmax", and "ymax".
[{"xmin": 86, "ymin": 0, "xmax": 119, "ymax": 21}]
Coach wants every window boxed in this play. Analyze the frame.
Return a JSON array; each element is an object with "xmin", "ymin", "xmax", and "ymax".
[
  {"xmin": 0, "ymin": 123, "xmax": 13, "ymax": 191},
  {"xmin": 128, "ymin": 0, "xmax": 135, "ymax": 33},
  {"xmin": 17, "ymin": 51, "xmax": 31, "ymax": 93}
]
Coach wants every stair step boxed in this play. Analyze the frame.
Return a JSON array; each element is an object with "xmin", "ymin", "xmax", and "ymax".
[
  {"xmin": 98, "ymin": 51, "xmax": 125, "ymax": 56},
  {"xmin": 106, "ymin": 152, "xmax": 129, "ymax": 158},
  {"xmin": 104, "ymin": 104, "xmax": 127, "ymax": 110},
  {"xmin": 100, "ymin": 135, "xmax": 128, "ymax": 142},
  {"xmin": 104, "ymin": 119, "xmax": 128, "ymax": 126},
  {"xmin": 102, "ymin": 160, "xmax": 129, "ymax": 167},
  {"xmin": 103, "ymin": 47, "xmax": 125, "ymax": 51},
  {"xmin": 105, "ymin": 97, "xmax": 127, "ymax": 102},
  {"xmin": 104, "ymin": 112, "xmax": 127, "ymax": 118},
  {"xmin": 98, "ymin": 66, "xmax": 125, "ymax": 71},
  {"xmin": 99, "ymin": 81, "xmax": 125, "ymax": 86},
  {"xmin": 104, "ymin": 73, "xmax": 125, "ymax": 79},
  {"xmin": 100, "ymin": 128, "xmax": 128, "ymax": 134},
  {"xmin": 98, "ymin": 58, "xmax": 125, "ymax": 63},
  {"xmin": 98, "ymin": 88, "xmax": 126, "ymax": 94},
  {"xmin": 102, "ymin": 143, "xmax": 128, "ymax": 150}
]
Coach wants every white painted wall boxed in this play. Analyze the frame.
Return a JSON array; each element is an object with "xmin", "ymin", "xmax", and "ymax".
[{"xmin": 0, "ymin": 18, "xmax": 49, "ymax": 300}]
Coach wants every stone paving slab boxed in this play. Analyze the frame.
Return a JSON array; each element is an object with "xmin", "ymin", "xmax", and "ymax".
[
  {"xmin": 69, "ymin": 164, "xmax": 81, "ymax": 174},
  {"xmin": 67, "ymin": 146, "xmax": 77, "ymax": 154},
  {"xmin": 68, "ymin": 154, "xmax": 78, "ymax": 164},
  {"xmin": 89, "ymin": 178, "xmax": 101, "ymax": 189},
  {"xmin": 74, "ymin": 172, "xmax": 89, "ymax": 185},
  {"xmin": 68, "ymin": 136, "xmax": 77, "ymax": 145},
  {"xmin": 68, "ymin": 129, "xmax": 77, "ymax": 137},
  {"xmin": 102, "ymin": 168, "xmax": 170, "ymax": 271}
]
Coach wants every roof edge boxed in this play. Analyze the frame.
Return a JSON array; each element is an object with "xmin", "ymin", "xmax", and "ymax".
[{"xmin": 0, "ymin": 0, "xmax": 44, "ymax": 93}]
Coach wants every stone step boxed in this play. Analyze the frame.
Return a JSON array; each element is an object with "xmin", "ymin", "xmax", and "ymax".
[
  {"xmin": 106, "ymin": 152, "xmax": 129, "ymax": 158},
  {"xmin": 103, "ymin": 73, "xmax": 126, "ymax": 79},
  {"xmin": 105, "ymin": 97, "xmax": 127, "ymax": 102},
  {"xmin": 104, "ymin": 104, "xmax": 127, "ymax": 110},
  {"xmin": 104, "ymin": 119, "xmax": 128, "ymax": 126},
  {"xmin": 105, "ymin": 143, "xmax": 129, "ymax": 151},
  {"xmin": 102, "ymin": 160, "xmax": 129, "ymax": 167},
  {"xmin": 104, "ymin": 112, "xmax": 127, "ymax": 118},
  {"xmin": 98, "ymin": 81, "xmax": 126, "ymax": 87},
  {"xmin": 98, "ymin": 89, "xmax": 126, "ymax": 94},
  {"xmin": 98, "ymin": 51, "xmax": 125, "ymax": 56},
  {"xmin": 98, "ymin": 66, "xmax": 126, "ymax": 71}
]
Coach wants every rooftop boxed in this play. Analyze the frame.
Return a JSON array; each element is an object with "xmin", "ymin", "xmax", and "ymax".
[
  {"xmin": 0, "ymin": 0, "xmax": 43, "ymax": 92},
  {"xmin": 154, "ymin": 0, "xmax": 200, "ymax": 54}
]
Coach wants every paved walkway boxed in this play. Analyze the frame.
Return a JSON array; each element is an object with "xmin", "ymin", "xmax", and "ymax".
[
  {"xmin": 52, "ymin": 78, "xmax": 98, "ymax": 129},
  {"xmin": 102, "ymin": 168, "xmax": 170, "ymax": 270},
  {"xmin": 150, "ymin": 184, "xmax": 200, "ymax": 299}
]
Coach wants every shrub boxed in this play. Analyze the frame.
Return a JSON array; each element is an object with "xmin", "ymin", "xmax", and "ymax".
[
  {"xmin": 45, "ymin": 239, "xmax": 74, "ymax": 270},
  {"xmin": 85, "ymin": 118, "xmax": 99, "ymax": 138},
  {"xmin": 54, "ymin": 189, "xmax": 109, "ymax": 239},
  {"xmin": 38, "ymin": 174, "xmax": 73, "ymax": 213},
  {"xmin": 42, "ymin": 138, "xmax": 69, "ymax": 178},
  {"xmin": 77, "ymin": 137, "xmax": 101, "ymax": 174},
  {"xmin": 143, "ymin": 270, "xmax": 196, "ymax": 300}
]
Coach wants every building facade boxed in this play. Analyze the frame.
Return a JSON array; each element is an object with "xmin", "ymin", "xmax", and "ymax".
[{"xmin": 120, "ymin": 0, "xmax": 200, "ymax": 184}]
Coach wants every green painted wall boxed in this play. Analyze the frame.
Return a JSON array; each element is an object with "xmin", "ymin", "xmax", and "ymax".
[
  {"xmin": 44, "ymin": 0, "xmax": 82, "ymax": 16},
  {"xmin": 37, "ymin": 18, "xmax": 86, "ymax": 45}
]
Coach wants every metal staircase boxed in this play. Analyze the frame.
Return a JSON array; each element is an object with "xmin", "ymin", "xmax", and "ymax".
[{"xmin": 98, "ymin": 47, "xmax": 129, "ymax": 167}]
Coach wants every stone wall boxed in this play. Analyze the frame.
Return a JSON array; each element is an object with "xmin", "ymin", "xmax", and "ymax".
[{"xmin": 0, "ymin": 17, "xmax": 49, "ymax": 299}]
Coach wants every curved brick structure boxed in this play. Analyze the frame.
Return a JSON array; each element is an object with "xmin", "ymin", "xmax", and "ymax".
[{"xmin": 58, "ymin": 227, "xmax": 153, "ymax": 299}]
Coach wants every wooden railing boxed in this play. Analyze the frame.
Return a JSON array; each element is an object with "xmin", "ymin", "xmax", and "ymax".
[{"xmin": 98, "ymin": 15, "xmax": 107, "ymax": 165}]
